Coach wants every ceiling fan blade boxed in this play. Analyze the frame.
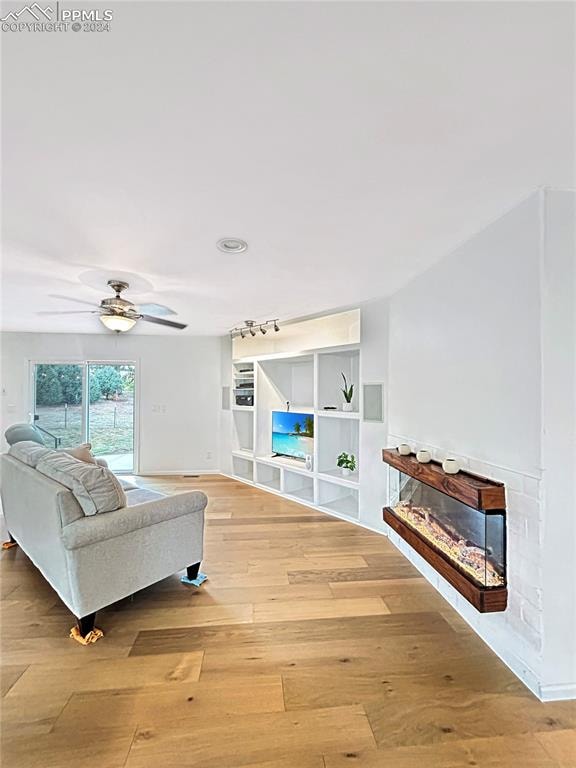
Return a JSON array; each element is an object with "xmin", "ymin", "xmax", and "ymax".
[
  {"xmin": 48, "ymin": 294, "xmax": 101, "ymax": 308},
  {"xmin": 138, "ymin": 302, "xmax": 176, "ymax": 316},
  {"xmin": 37, "ymin": 310, "xmax": 100, "ymax": 315},
  {"xmin": 140, "ymin": 314, "xmax": 187, "ymax": 330}
]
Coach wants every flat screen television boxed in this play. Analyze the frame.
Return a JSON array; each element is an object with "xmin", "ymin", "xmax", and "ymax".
[{"xmin": 272, "ymin": 411, "xmax": 314, "ymax": 461}]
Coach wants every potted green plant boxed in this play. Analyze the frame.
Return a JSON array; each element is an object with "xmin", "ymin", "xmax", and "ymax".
[
  {"xmin": 337, "ymin": 451, "xmax": 356, "ymax": 477},
  {"xmin": 341, "ymin": 373, "xmax": 354, "ymax": 412}
]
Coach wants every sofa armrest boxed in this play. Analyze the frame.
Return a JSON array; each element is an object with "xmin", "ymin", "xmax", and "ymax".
[{"xmin": 61, "ymin": 491, "xmax": 207, "ymax": 550}]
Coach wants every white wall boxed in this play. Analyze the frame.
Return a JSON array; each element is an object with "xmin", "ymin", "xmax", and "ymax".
[
  {"xmin": 539, "ymin": 190, "xmax": 576, "ymax": 697},
  {"xmin": 381, "ymin": 189, "xmax": 575, "ymax": 700},
  {"xmin": 0, "ymin": 332, "xmax": 222, "ymax": 474},
  {"xmin": 359, "ymin": 296, "xmax": 389, "ymax": 531}
]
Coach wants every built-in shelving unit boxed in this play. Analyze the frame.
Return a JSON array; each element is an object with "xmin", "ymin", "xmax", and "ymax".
[{"xmin": 227, "ymin": 345, "xmax": 364, "ymax": 522}]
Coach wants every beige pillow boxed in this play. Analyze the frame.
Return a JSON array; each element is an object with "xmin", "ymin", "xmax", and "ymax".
[
  {"xmin": 63, "ymin": 443, "xmax": 97, "ymax": 464},
  {"xmin": 36, "ymin": 452, "xmax": 126, "ymax": 516}
]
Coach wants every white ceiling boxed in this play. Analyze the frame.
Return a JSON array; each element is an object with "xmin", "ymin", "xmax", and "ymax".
[{"xmin": 1, "ymin": 1, "xmax": 573, "ymax": 335}]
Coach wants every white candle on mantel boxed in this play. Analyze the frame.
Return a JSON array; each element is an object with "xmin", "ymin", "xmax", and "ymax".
[
  {"xmin": 416, "ymin": 450, "xmax": 431, "ymax": 463},
  {"xmin": 398, "ymin": 444, "xmax": 411, "ymax": 456},
  {"xmin": 442, "ymin": 458, "xmax": 460, "ymax": 474}
]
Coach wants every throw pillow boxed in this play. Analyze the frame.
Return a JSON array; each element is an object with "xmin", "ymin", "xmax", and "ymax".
[
  {"xmin": 36, "ymin": 452, "xmax": 126, "ymax": 516},
  {"xmin": 8, "ymin": 441, "xmax": 54, "ymax": 468},
  {"xmin": 63, "ymin": 443, "xmax": 97, "ymax": 465}
]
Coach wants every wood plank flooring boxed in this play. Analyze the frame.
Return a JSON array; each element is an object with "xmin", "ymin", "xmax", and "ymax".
[{"xmin": 1, "ymin": 474, "xmax": 575, "ymax": 767}]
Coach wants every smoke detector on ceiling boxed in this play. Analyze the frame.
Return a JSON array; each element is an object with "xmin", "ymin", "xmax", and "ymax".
[{"xmin": 217, "ymin": 238, "xmax": 248, "ymax": 254}]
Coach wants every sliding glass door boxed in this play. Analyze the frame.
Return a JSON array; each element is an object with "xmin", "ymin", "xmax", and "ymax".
[{"xmin": 32, "ymin": 361, "xmax": 136, "ymax": 472}]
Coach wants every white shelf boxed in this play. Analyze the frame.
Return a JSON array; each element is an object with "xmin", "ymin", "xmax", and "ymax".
[
  {"xmin": 232, "ymin": 405, "xmax": 254, "ymax": 412},
  {"xmin": 316, "ymin": 409, "xmax": 360, "ymax": 419},
  {"xmin": 232, "ymin": 449, "xmax": 254, "ymax": 460},
  {"xmin": 317, "ymin": 468, "xmax": 359, "ymax": 488},
  {"xmin": 255, "ymin": 454, "xmax": 310, "ymax": 473}
]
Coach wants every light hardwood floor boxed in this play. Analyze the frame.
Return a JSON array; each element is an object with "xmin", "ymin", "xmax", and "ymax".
[{"xmin": 1, "ymin": 475, "xmax": 575, "ymax": 767}]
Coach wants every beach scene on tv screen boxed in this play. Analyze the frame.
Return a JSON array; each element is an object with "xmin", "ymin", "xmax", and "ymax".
[{"xmin": 272, "ymin": 411, "xmax": 314, "ymax": 460}]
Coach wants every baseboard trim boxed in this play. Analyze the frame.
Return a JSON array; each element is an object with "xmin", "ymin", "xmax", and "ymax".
[
  {"xmin": 136, "ymin": 470, "xmax": 221, "ymax": 477},
  {"xmin": 538, "ymin": 682, "xmax": 576, "ymax": 702}
]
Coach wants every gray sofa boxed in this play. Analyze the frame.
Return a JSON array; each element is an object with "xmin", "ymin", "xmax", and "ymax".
[{"xmin": 0, "ymin": 441, "xmax": 207, "ymax": 643}]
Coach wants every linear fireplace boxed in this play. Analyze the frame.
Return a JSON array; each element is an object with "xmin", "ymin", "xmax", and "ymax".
[{"xmin": 382, "ymin": 449, "xmax": 507, "ymax": 612}]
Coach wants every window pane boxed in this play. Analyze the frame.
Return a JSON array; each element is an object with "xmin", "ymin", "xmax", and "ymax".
[
  {"xmin": 88, "ymin": 364, "xmax": 135, "ymax": 472},
  {"xmin": 34, "ymin": 364, "xmax": 83, "ymax": 449}
]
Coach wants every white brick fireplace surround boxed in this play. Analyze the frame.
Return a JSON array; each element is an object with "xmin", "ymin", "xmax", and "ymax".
[{"xmin": 387, "ymin": 433, "xmax": 547, "ymax": 698}]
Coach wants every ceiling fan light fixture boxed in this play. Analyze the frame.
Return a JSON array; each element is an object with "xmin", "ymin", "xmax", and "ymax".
[{"xmin": 99, "ymin": 314, "xmax": 137, "ymax": 333}]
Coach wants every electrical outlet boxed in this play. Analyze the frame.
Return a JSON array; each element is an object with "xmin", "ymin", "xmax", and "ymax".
[{"xmin": 206, "ymin": 451, "xmax": 213, "ymax": 460}]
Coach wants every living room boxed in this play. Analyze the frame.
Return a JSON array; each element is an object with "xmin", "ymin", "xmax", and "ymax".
[{"xmin": 1, "ymin": 2, "xmax": 575, "ymax": 767}]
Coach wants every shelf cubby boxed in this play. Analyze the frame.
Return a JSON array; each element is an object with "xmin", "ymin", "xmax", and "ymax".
[
  {"xmin": 259, "ymin": 355, "xmax": 314, "ymax": 410},
  {"xmin": 232, "ymin": 409, "xmax": 254, "ymax": 454},
  {"xmin": 232, "ymin": 455, "xmax": 254, "ymax": 484},
  {"xmin": 283, "ymin": 469, "xmax": 315, "ymax": 503},
  {"xmin": 317, "ymin": 478, "xmax": 359, "ymax": 519},
  {"xmin": 255, "ymin": 461, "xmax": 282, "ymax": 492},
  {"xmin": 316, "ymin": 414, "xmax": 359, "ymax": 476},
  {"xmin": 317, "ymin": 348, "xmax": 360, "ymax": 413}
]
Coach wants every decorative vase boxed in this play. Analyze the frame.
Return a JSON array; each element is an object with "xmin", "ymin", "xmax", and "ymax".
[
  {"xmin": 416, "ymin": 450, "xmax": 431, "ymax": 463},
  {"xmin": 341, "ymin": 467, "xmax": 351, "ymax": 477},
  {"xmin": 305, "ymin": 455, "xmax": 313, "ymax": 472},
  {"xmin": 398, "ymin": 443, "xmax": 411, "ymax": 456},
  {"xmin": 342, "ymin": 402, "xmax": 353, "ymax": 412},
  {"xmin": 442, "ymin": 458, "xmax": 460, "ymax": 474}
]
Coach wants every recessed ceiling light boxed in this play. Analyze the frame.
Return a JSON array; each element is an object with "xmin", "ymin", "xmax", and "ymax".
[{"xmin": 217, "ymin": 238, "xmax": 248, "ymax": 254}]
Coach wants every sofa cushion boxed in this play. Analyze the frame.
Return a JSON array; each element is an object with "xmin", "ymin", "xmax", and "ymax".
[
  {"xmin": 125, "ymin": 488, "xmax": 165, "ymax": 505},
  {"xmin": 62, "ymin": 443, "xmax": 97, "ymax": 464},
  {"xmin": 8, "ymin": 441, "xmax": 54, "ymax": 468},
  {"xmin": 36, "ymin": 453, "xmax": 126, "ymax": 516}
]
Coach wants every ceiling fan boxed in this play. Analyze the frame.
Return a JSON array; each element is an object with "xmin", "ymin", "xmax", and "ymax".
[{"xmin": 41, "ymin": 280, "xmax": 187, "ymax": 333}]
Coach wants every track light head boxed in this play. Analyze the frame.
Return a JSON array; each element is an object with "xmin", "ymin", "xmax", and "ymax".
[
  {"xmin": 240, "ymin": 329, "xmax": 245, "ymax": 339},
  {"xmin": 273, "ymin": 321, "xmax": 280, "ymax": 332},
  {"xmin": 249, "ymin": 327, "xmax": 256, "ymax": 336},
  {"xmin": 260, "ymin": 326, "xmax": 267, "ymax": 335}
]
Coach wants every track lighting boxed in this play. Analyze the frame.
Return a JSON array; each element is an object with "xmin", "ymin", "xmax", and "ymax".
[{"xmin": 229, "ymin": 319, "xmax": 280, "ymax": 340}]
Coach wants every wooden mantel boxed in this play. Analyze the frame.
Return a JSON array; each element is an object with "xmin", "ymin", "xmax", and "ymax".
[
  {"xmin": 381, "ymin": 448, "xmax": 505, "ymax": 511},
  {"xmin": 382, "ymin": 448, "xmax": 507, "ymax": 613}
]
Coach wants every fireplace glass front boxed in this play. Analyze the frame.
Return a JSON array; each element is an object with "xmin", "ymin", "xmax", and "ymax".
[{"xmin": 388, "ymin": 469, "xmax": 506, "ymax": 589}]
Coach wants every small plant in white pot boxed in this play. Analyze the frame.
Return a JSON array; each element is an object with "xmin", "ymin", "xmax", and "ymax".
[
  {"xmin": 337, "ymin": 452, "xmax": 356, "ymax": 477},
  {"xmin": 341, "ymin": 373, "xmax": 354, "ymax": 412}
]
